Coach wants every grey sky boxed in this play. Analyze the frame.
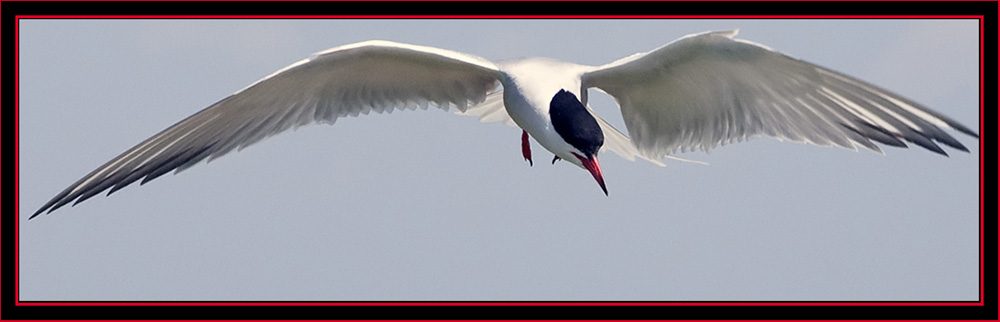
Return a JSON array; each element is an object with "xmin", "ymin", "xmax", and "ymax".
[{"xmin": 18, "ymin": 19, "xmax": 980, "ymax": 301}]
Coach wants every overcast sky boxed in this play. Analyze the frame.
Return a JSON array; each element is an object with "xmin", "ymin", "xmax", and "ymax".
[{"xmin": 18, "ymin": 19, "xmax": 980, "ymax": 301}]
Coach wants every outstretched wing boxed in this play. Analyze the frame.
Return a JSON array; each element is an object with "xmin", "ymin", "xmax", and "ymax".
[
  {"xmin": 582, "ymin": 30, "xmax": 978, "ymax": 161},
  {"xmin": 33, "ymin": 40, "xmax": 502, "ymax": 218}
]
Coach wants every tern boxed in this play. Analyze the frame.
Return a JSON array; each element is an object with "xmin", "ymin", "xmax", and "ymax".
[{"xmin": 31, "ymin": 30, "xmax": 979, "ymax": 218}]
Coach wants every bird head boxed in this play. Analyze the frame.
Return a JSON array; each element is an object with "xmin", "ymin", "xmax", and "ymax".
[{"xmin": 549, "ymin": 89, "xmax": 607, "ymax": 195}]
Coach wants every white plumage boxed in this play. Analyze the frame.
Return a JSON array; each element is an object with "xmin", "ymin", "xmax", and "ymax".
[{"xmin": 31, "ymin": 30, "xmax": 977, "ymax": 218}]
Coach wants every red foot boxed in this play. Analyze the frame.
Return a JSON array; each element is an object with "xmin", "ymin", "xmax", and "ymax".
[{"xmin": 521, "ymin": 130, "xmax": 532, "ymax": 166}]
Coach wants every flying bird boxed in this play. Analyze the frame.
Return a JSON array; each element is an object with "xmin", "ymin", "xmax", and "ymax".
[{"xmin": 31, "ymin": 30, "xmax": 979, "ymax": 218}]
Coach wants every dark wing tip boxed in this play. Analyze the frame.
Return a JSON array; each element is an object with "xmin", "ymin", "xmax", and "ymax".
[
  {"xmin": 29, "ymin": 144, "xmax": 218, "ymax": 219},
  {"xmin": 29, "ymin": 209, "xmax": 45, "ymax": 220},
  {"xmin": 839, "ymin": 120, "xmax": 975, "ymax": 157},
  {"xmin": 947, "ymin": 120, "xmax": 980, "ymax": 140}
]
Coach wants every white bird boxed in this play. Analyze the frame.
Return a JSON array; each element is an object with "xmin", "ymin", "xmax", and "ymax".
[{"xmin": 31, "ymin": 30, "xmax": 978, "ymax": 218}]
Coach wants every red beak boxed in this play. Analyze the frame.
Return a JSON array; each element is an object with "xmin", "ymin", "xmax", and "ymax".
[{"xmin": 573, "ymin": 153, "xmax": 607, "ymax": 196}]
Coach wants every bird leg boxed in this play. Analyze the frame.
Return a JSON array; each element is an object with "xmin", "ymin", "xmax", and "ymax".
[
  {"xmin": 521, "ymin": 130, "xmax": 532, "ymax": 166},
  {"xmin": 552, "ymin": 155, "xmax": 561, "ymax": 164}
]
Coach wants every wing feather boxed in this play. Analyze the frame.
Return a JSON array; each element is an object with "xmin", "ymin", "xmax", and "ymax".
[
  {"xmin": 33, "ymin": 41, "xmax": 502, "ymax": 218},
  {"xmin": 582, "ymin": 30, "xmax": 978, "ymax": 161}
]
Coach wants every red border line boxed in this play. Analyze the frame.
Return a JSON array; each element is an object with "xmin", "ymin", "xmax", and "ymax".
[
  {"xmin": 14, "ymin": 15, "xmax": 987, "ymax": 308},
  {"xmin": 13, "ymin": 13, "xmax": 19, "ymax": 310},
  {"xmin": 12, "ymin": 301, "xmax": 987, "ymax": 306},
  {"xmin": 14, "ymin": 14, "xmax": 986, "ymax": 19},
  {"xmin": 982, "ymin": 15, "xmax": 989, "ymax": 310}
]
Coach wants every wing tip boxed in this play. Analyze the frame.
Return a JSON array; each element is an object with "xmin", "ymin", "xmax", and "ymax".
[
  {"xmin": 28, "ymin": 209, "xmax": 45, "ymax": 220},
  {"xmin": 839, "ymin": 120, "xmax": 976, "ymax": 157}
]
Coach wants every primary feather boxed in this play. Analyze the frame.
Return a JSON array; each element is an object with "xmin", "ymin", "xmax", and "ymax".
[
  {"xmin": 33, "ymin": 31, "xmax": 977, "ymax": 218},
  {"xmin": 582, "ymin": 30, "xmax": 977, "ymax": 160}
]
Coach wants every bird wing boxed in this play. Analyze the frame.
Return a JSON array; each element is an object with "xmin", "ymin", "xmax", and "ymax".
[
  {"xmin": 33, "ymin": 40, "xmax": 502, "ymax": 218},
  {"xmin": 455, "ymin": 91, "xmax": 517, "ymax": 127},
  {"xmin": 582, "ymin": 30, "xmax": 978, "ymax": 162}
]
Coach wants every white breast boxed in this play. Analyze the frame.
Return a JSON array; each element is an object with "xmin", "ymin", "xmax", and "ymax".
[{"xmin": 497, "ymin": 58, "xmax": 597, "ymax": 163}]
